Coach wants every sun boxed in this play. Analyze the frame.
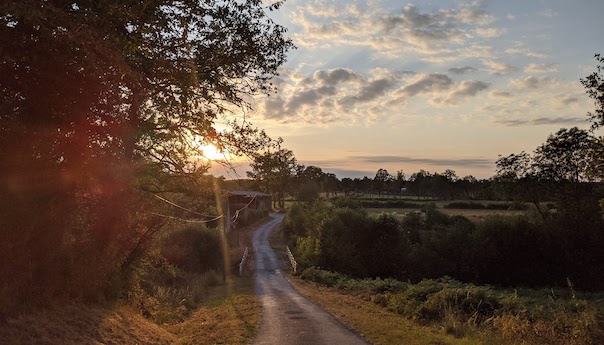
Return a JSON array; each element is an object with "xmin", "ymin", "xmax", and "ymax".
[{"xmin": 199, "ymin": 144, "xmax": 224, "ymax": 160}]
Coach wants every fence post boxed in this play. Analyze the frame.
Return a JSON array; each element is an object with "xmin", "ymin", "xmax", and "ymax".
[
  {"xmin": 239, "ymin": 247, "xmax": 249, "ymax": 276},
  {"xmin": 286, "ymin": 246, "xmax": 297, "ymax": 274}
]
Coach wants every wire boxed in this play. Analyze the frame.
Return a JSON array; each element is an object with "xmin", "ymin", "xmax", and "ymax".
[
  {"xmin": 153, "ymin": 194, "xmax": 217, "ymax": 219},
  {"xmin": 148, "ymin": 211, "xmax": 224, "ymax": 224},
  {"xmin": 232, "ymin": 195, "xmax": 256, "ymax": 224}
]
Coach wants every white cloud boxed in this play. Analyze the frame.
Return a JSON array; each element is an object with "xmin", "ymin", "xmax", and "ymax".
[
  {"xmin": 396, "ymin": 73, "xmax": 454, "ymax": 97},
  {"xmin": 538, "ymin": 9, "xmax": 558, "ymax": 18},
  {"xmin": 449, "ymin": 66, "xmax": 478, "ymax": 74},
  {"xmin": 510, "ymin": 76, "xmax": 552, "ymax": 89},
  {"xmin": 313, "ymin": 68, "xmax": 363, "ymax": 86},
  {"xmin": 255, "ymin": 69, "xmax": 491, "ymax": 125},
  {"xmin": 475, "ymin": 27, "xmax": 505, "ymax": 38},
  {"xmin": 505, "ymin": 43, "xmax": 548, "ymax": 59},
  {"xmin": 433, "ymin": 80, "xmax": 490, "ymax": 105},
  {"xmin": 489, "ymin": 90, "xmax": 514, "ymax": 98},
  {"xmin": 524, "ymin": 63, "xmax": 558, "ymax": 74},
  {"xmin": 290, "ymin": 1, "xmax": 505, "ymax": 57},
  {"xmin": 483, "ymin": 60, "xmax": 520, "ymax": 75}
]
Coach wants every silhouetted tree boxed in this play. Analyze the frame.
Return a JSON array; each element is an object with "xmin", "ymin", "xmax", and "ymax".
[
  {"xmin": 0, "ymin": 0, "xmax": 293, "ymax": 309},
  {"xmin": 374, "ymin": 168, "xmax": 392, "ymax": 198},
  {"xmin": 581, "ymin": 54, "xmax": 604, "ymax": 130},
  {"xmin": 247, "ymin": 147, "xmax": 298, "ymax": 208}
]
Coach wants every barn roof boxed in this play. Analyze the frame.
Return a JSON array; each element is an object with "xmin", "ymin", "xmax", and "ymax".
[{"xmin": 228, "ymin": 190, "xmax": 271, "ymax": 197}]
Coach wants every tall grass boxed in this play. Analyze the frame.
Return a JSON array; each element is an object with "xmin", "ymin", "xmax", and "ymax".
[{"xmin": 298, "ymin": 267, "xmax": 604, "ymax": 344}]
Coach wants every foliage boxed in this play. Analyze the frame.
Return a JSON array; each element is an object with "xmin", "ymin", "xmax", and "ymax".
[
  {"xmin": 444, "ymin": 202, "xmax": 526, "ymax": 210},
  {"xmin": 0, "ymin": 0, "xmax": 293, "ymax": 312},
  {"xmin": 288, "ymin": 203, "xmax": 408, "ymax": 278},
  {"xmin": 496, "ymin": 127, "xmax": 602, "ymax": 219},
  {"xmin": 373, "ymin": 168, "xmax": 393, "ymax": 197},
  {"xmin": 159, "ymin": 224, "xmax": 223, "ymax": 274},
  {"xmin": 298, "ymin": 268, "xmax": 604, "ymax": 344},
  {"xmin": 247, "ymin": 146, "xmax": 298, "ymax": 208},
  {"xmin": 581, "ymin": 53, "xmax": 604, "ymax": 130},
  {"xmin": 286, "ymin": 200, "xmax": 604, "ymax": 290}
]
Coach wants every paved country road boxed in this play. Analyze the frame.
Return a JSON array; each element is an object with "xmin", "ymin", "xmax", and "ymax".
[{"xmin": 251, "ymin": 214, "xmax": 369, "ymax": 345}]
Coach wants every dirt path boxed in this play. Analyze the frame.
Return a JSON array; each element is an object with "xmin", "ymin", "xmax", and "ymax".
[{"xmin": 251, "ymin": 214, "xmax": 369, "ymax": 345}]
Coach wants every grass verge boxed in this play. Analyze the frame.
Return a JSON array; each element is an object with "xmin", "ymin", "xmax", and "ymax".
[
  {"xmin": 0, "ymin": 217, "xmax": 270, "ymax": 345},
  {"xmin": 270, "ymin": 224, "xmax": 604, "ymax": 345},
  {"xmin": 269, "ymin": 224, "xmax": 485, "ymax": 345}
]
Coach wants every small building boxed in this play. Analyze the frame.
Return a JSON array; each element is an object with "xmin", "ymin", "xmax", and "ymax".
[{"xmin": 227, "ymin": 190, "xmax": 272, "ymax": 216}]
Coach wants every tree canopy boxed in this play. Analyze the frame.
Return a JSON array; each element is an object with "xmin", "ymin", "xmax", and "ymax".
[
  {"xmin": 1, "ymin": 0, "xmax": 293, "ymax": 178},
  {"xmin": 581, "ymin": 54, "xmax": 604, "ymax": 130},
  {"xmin": 0, "ymin": 0, "xmax": 293, "ymax": 308}
]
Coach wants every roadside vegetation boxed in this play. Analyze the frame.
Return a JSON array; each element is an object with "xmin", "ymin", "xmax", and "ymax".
[
  {"xmin": 0, "ymin": 214, "xmax": 267, "ymax": 344},
  {"xmin": 290, "ymin": 268, "xmax": 603, "ymax": 345},
  {"xmin": 280, "ymin": 172, "xmax": 604, "ymax": 344}
]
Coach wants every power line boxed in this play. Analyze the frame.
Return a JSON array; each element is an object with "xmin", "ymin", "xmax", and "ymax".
[
  {"xmin": 148, "ymin": 211, "xmax": 224, "ymax": 224},
  {"xmin": 232, "ymin": 195, "xmax": 256, "ymax": 223},
  {"xmin": 153, "ymin": 194, "xmax": 217, "ymax": 219}
]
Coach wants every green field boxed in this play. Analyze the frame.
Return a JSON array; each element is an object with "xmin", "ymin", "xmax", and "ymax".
[{"xmin": 365, "ymin": 207, "xmax": 526, "ymax": 221}]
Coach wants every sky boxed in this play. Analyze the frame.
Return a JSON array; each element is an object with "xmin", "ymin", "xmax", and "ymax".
[{"xmin": 210, "ymin": 0, "xmax": 604, "ymax": 180}]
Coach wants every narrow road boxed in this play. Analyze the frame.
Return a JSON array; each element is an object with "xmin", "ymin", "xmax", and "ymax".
[{"xmin": 251, "ymin": 214, "xmax": 369, "ymax": 345}]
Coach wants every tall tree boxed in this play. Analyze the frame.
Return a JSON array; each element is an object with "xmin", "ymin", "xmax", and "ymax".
[
  {"xmin": 496, "ymin": 127, "xmax": 599, "ymax": 217},
  {"xmin": 581, "ymin": 54, "xmax": 604, "ymax": 130},
  {"xmin": 374, "ymin": 168, "xmax": 392, "ymax": 198},
  {"xmin": 0, "ymin": 0, "xmax": 293, "ymax": 307},
  {"xmin": 408, "ymin": 170, "xmax": 431, "ymax": 200},
  {"xmin": 247, "ymin": 147, "xmax": 298, "ymax": 208}
]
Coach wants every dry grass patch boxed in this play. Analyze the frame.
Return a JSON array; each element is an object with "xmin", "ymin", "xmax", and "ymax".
[
  {"xmin": 0, "ymin": 304, "xmax": 174, "ymax": 345},
  {"xmin": 288, "ymin": 277, "xmax": 489, "ymax": 345},
  {"xmin": 166, "ymin": 276, "xmax": 260, "ymax": 345}
]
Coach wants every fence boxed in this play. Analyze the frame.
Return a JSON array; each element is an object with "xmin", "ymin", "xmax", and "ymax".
[
  {"xmin": 286, "ymin": 246, "xmax": 298, "ymax": 274},
  {"xmin": 239, "ymin": 246, "xmax": 249, "ymax": 276}
]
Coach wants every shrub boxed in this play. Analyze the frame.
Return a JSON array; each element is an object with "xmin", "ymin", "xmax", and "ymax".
[{"xmin": 160, "ymin": 224, "xmax": 223, "ymax": 274}]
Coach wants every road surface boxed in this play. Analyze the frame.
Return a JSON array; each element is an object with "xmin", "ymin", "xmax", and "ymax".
[{"xmin": 251, "ymin": 214, "xmax": 369, "ymax": 345}]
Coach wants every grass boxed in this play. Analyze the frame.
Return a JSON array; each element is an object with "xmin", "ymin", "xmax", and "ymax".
[
  {"xmin": 270, "ymin": 224, "xmax": 604, "ymax": 345},
  {"xmin": 269, "ymin": 225, "xmax": 488, "ymax": 345},
  {"xmin": 0, "ymin": 217, "xmax": 270, "ymax": 345},
  {"xmin": 289, "ymin": 278, "xmax": 488, "ymax": 345},
  {"xmin": 0, "ymin": 304, "xmax": 175, "ymax": 345},
  {"xmin": 0, "ymin": 276, "xmax": 259, "ymax": 345},
  {"xmin": 165, "ymin": 275, "xmax": 260, "ymax": 345},
  {"xmin": 365, "ymin": 207, "xmax": 525, "ymax": 221}
]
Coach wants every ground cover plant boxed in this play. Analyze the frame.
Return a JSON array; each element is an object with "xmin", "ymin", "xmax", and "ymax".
[{"xmin": 294, "ymin": 267, "xmax": 604, "ymax": 345}]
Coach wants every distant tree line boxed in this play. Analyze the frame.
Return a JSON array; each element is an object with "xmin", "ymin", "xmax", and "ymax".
[
  {"xmin": 279, "ymin": 54, "xmax": 604, "ymax": 291},
  {"xmin": 284, "ymin": 199, "xmax": 604, "ymax": 290}
]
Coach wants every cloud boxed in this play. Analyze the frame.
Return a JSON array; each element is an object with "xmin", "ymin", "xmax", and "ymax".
[
  {"xmin": 397, "ymin": 73, "xmax": 454, "ymax": 97},
  {"xmin": 525, "ymin": 63, "xmax": 558, "ymax": 73},
  {"xmin": 483, "ymin": 60, "xmax": 520, "ymax": 75},
  {"xmin": 285, "ymin": 86, "xmax": 336, "ymax": 113},
  {"xmin": 558, "ymin": 95, "xmax": 579, "ymax": 106},
  {"xmin": 292, "ymin": 1, "xmax": 501, "ymax": 57},
  {"xmin": 475, "ymin": 27, "xmax": 505, "ymax": 37},
  {"xmin": 448, "ymin": 80, "xmax": 490, "ymax": 98},
  {"xmin": 538, "ymin": 9, "xmax": 558, "ymax": 18},
  {"xmin": 496, "ymin": 116, "xmax": 586, "ymax": 127},
  {"xmin": 448, "ymin": 66, "xmax": 477, "ymax": 74},
  {"xmin": 505, "ymin": 43, "xmax": 547, "ymax": 59},
  {"xmin": 510, "ymin": 76, "xmax": 551, "ymax": 89},
  {"xmin": 432, "ymin": 80, "xmax": 490, "ymax": 105},
  {"xmin": 349, "ymin": 155, "xmax": 493, "ymax": 168},
  {"xmin": 313, "ymin": 68, "xmax": 363, "ymax": 86},
  {"xmin": 489, "ymin": 90, "xmax": 514, "ymax": 98}
]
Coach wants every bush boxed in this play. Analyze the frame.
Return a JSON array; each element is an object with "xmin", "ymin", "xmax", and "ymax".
[{"xmin": 160, "ymin": 224, "xmax": 223, "ymax": 274}]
